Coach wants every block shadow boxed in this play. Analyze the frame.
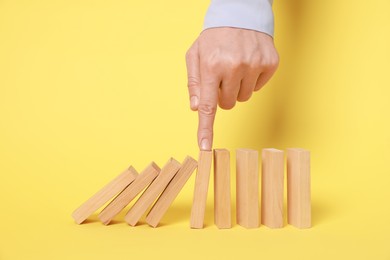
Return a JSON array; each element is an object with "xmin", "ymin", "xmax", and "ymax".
[
  {"xmin": 76, "ymin": 198, "xmax": 333, "ymax": 228},
  {"xmin": 157, "ymin": 203, "xmax": 193, "ymax": 227},
  {"xmin": 282, "ymin": 196, "xmax": 336, "ymax": 227},
  {"xmin": 80, "ymin": 213, "xmax": 99, "ymax": 224},
  {"xmin": 311, "ymin": 197, "xmax": 336, "ymax": 226}
]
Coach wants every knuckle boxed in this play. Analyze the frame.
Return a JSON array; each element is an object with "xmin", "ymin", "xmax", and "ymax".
[
  {"xmin": 252, "ymin": 50, "xmax": 280, "ymax": 71},
  {"xmin": 274, "ymin": 56, "xmax": 280, "ymax": 69},
  {"xmin": 264, "ymin": 53, "xmax": 280, "ymax": 70},
  {"xmin": 228, "ymin": 58, "xmax": 248, "ymax": 72},
  {"xmin": 198, "ymin": 103, "xmax": 217, "ymax": 116},
  {"xmin": 187, "ymin": 76, "xmax": 200, "ymax": 89},
  {"xmin": 249, "ymin": 60, "xmax": 262, "ymax": 71},
  {"xmin": 185, "ymin": 49, "xmax": 195, "ymax": 61},
  {"xmin": 198, "ymin": 128, "xmax": 213, "ymax": 139},
  {"xmin": 270, "ymin": 52, "xmax": 280, "ymax": 69},
  {"xmin": 229, "ymin": 62, "xmax": 242, "ymax": 72},
  {"xmin": 198, "ymin": 127, "xmax": 213, "ymax": 134},
  {"xmin": 204, "ymin": 59, "xmax": 221, "ymax": 72},
  {"xmin": 202, "ymin": 50, "xmax": 221, "ymax": 71}
]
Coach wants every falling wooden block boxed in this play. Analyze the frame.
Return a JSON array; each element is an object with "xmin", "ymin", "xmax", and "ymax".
[
  {"xmin": 214, "ymin": 149, "xmax": 231, "ymax": 229},
  {"xmin": 261, "ymin": 148, "xmax": 284, "ymax": 228},
  {"xmin": 287, "ymin": 148, "xmax": 311, "ymax": 228},
  {"xmin": 125, "ymin": 158, "xmax": 181, "ymax": 226},
  {"xmin": 146, "ymin": 156, "xmax": 198, "ymax": 227},
  {"xmin": 98, "ymin": 162, "xmax": 160, "ymax": 225},
  {"xmin": 190, "ymin": 151, "xmax": 212, "ymax": 229},
  {"xmin": 72, "ymin": 166, "xmax": 138, "ymax": 224},
  {"xmin": 236, "ymin": 148, "xmax": 260, "ymax": 228}
]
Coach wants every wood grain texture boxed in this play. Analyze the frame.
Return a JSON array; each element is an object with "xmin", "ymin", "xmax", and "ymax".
[
  {"xmin": 190, "ymin": 151, "xmax": 212, "ymax": 229},
  {"xmin": 261, "ymin": 148, "xmax": 284, "ymax": 228},
  {"xmin": 125, "ymin": 158, "xmax": 181, "ymax": 226},
  {"xmin": 72, "ymin": 166, "xmax": 138, "ymax": 224},
  {"xmin": 98, "ymin": 162, "xmax": 160, "ymax": 225},
  {"xmin": 214, "ymin": 149, "xmax": 231, "ymax": 229},
  {"xmin": 287, "ymin": 148, "xmax": 311, "ymax": 228},
  {"xmin": 236, "ymin": 148, "xmax": 259, "ymax": 228},
  {"xmin": 146, "ymin": 156, "xmax": 198, "ymax": 227}
]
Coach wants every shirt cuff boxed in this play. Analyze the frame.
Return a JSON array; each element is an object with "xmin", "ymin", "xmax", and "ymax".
[{"xmin": 203, "ymin": 0, "xmax": 274, "ymax": 37}]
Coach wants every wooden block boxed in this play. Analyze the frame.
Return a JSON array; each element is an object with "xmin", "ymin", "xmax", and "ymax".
[
  {"xmin": 72, "ymin": 166, "xmax": 138, "ymax": 224},
  {"xmin": 261, "ymin": 148, "xmax": 284, "ymax": 228},
  {"xmin": 214, "ymin": 149, "xmax": 231, "ymax": 229},
  {"xmin": 236, "ymin": 148, "xmax": 259, "ymax": 228},
  {"xmin": 98, "ymin": 162, "xmax": 160, "ymax": 225},
  {"xmin": 146, "ymin": 156, "xmax": 198, "ymax": 227},
  {"xmin": 190, "ymin": 151, "xmax": 212, "ymax": 229},
  {"xmin": 287, "ymin": 148, "xmax": 311, "ymax": 228},
  {"xmin": 125, "ymin": 158, "xmax": 181, "ymax": 226}
]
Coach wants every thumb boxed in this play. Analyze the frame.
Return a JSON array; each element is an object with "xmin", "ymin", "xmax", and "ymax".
[{"xmin": 185, "ymin": 41, "xmax": 201, "ymax": 111}]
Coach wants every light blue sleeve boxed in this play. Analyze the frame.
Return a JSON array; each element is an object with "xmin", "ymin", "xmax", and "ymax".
[{"xmin": 203, "ymin": 0, "xmax": 274, "ymax": 37}]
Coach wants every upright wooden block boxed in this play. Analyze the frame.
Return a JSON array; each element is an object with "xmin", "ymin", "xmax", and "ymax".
[
  {"xmin": 287, "ymin": 148, "xmax": 311, "ymax": 228},
  {"xmin": 146, "ymin": 156, "xmax": 198, "ymax": 227},
  {"xmin": 236, "ymin": 148, "xmax": 259, "ymax": 228},
  {"xmin": 261, "ymin": 148, "xmax": 284, "ymax": 228},
  {"xmin": 72, "ymin": 166, "xmax": 138, "ymax": 224},
  {"xmin": 190, "ymin": 151, "xmax": 212, "ymax": 229},
  {"xmin": 98, "ymin": 162, "xmax": 160, "ymax": 225},
  {"xmin": 125, "ymin": 158, "xmax": 181, "ymax": 226},
  {"xmin": 214, "ymin": 149, "xmax": 231, "ymax": 229}
]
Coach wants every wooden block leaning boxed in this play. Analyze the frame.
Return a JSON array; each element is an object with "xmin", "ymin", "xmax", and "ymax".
[
  {"xmin": 98, "ymin": 162, "xmax": 160, "ymax": 225},
  {"xmin": 236, "ymin": 148, "xmax": 259, "ymax": 228},
  {"xmin": 125, "ymin": 158, "xmax": 181, "ymax": 226},
  {"xmin": 190, "ymin": 151, "xmax": 213, "ymax": 229},
  {"xmin": 287, "ymin": 148, "xmax": 311, "ymax": 228},
  {"xmin": 72, "ymin": 166, "xmax": 138, "ymax": 224},
  {"xmin": 146, "ymin": 156, "xmax": 198, "ymax": 227},
  {"xmin": 214, "ymin": 149, "xmax": 231, "ymax": 229},
  {"xmin": 261, "ymin": 148, "xmax": 284, "ymax": 228}
]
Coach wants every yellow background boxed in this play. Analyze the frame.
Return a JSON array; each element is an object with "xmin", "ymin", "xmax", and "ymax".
[{"xmin": 1, "ymin": 0, "xmax": 389, "ymax": 259}]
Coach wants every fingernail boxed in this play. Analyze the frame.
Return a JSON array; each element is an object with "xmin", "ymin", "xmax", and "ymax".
[
  {"xmin": 200, "ymin": 138, "xmax": 211, "ymax": 151},
  {"xmin": 190, "ymin": 96, "xmax": 199, "ymax": 110}
]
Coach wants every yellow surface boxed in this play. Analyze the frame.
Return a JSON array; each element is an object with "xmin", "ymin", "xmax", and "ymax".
[{"xmin": 1, "ymin": 0, "xmax": 390, "ymax": 259}]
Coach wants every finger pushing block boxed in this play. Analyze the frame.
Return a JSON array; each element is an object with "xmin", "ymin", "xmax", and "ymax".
[{"xmin": 190, "ymin": 151, "xmax": 213, "ymax": 229}]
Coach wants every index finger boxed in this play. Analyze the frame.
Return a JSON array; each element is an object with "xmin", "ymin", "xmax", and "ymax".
[{"xmin": 197, "ymin": 72, "xmax": 220, "ymax": 151}]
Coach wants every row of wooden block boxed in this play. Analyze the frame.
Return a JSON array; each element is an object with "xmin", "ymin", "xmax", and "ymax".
[
  {"xmin": 192, "ymin": 148, "xmax": 311, "ymax": 229},
  {"xmin": 72, "ymin": 148, "xmax": 310, "ymax": 229},
  {"xmin": 235, "ymin": 148, "xmax": 311, "ymax": 229}
]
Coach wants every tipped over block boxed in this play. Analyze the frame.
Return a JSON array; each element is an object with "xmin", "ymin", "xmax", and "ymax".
[
  {"xmin": 98, "ymin": 162, "xmax": 160, "ymax": 225},
  {"xmin": 287, "ymin": 148, "xmax": 311, "ymax": 228},
  {"xmin": 190, "ymin": 151, "xmax": 213, "ymax": 229},
  {"xmin": 125, "ymin": 158, "xmax": 181, "ymax": 226},
  {"xmin": 236, "ymin": 149, "xmax": 259, "ymax": 228},
  {"xmin": 72, "ymin": 166, "xmax": 138, "ymax": 224},
  {"xmin": 261, "ymin": 148, "xmax": 284, "ymax": 228},
  {"xmin": 146, "ymin": 156, "xmax": 198, "ymax": 227},
  {"xmin": 214, "ymin": 149, "xmax": 231, "ymax": 229}
]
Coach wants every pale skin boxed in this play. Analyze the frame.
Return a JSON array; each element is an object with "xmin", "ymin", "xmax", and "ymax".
[{"xmin": 186, "ymin": 27, "xmax": 279, "ymax": 151}]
